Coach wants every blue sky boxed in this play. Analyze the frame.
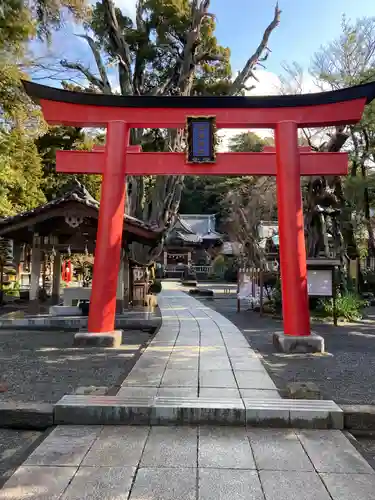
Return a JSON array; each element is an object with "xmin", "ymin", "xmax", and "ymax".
[
  {"xmin": 31, "ymin": 0, "xmax": 375, "ymax": 88},
  {"xmin": 210, "ymin": 0, "xmax": 375, "ymax": 74}
]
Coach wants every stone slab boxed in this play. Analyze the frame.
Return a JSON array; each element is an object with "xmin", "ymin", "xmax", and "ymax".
[
  {"xmin": 0, "ymin": 403, "xmax": 53, "ymax": 430},
  {"xmin": 199, "ymin": 388, "xmax": 241, "ymax": 399},
  {"xmin": 240, "ymin": 389, "xmax": 281, "ymax": 399},
  {"xmin": 199, "ymin": 427, "xmax": 256, "ymax": 469},
  {"xmin": 198, "ymin": 469, "xmax": 264, "ymax": 500},
  {"xmin": 273, "ymin": 332, "xmax": 325, "ymax": 354},
  {"xmin": 320, "ymin": 473, "xmax": 375, "ymax": 500},
  {"xmin": 54, "ymin": 397, "xmax": 153, "ymax": 425},
  {"xmin": 297, "ymin": 430, "xmax": 375, "ymax": 473},
  {"xmin": 157, "ymin": 387, "xmax": 198, "ymax": 397},
  {"xmin": 259, "ymin": 470, "xmax": 332, "ymax": 500},
  {"xmin": 248, "ymin": 429, "xmax": 314, "ymax": 471},
  {"xmin": 0, "ymin": 466, "xmax": 77, "ymax": 500},
  {"xmin": 24, "ymin": 425, "xmax": 102, "ymax": 466},
  {"xmin": 244, "ymin": 399, "xmax": 343, "ymax": 429},
  {"xmin": 199, "ymin": 370, "xmax": 237, "ymax": 389},
  {"xmin": 160, "ymin": 369, "xmax": 198, "ymax": 387},
  {"xmin": 230, "ymin": 358, "xmax": 265, "ymax": 371},
  {"xmin": 235, "ymin": 370, "xmax": 277, "ymax": 390},
  {"xmin": 140, "ymin": 426, "xmax": 197, "ymax": 467},
  {"xmin": 341, "ymin": 404, "xmax": 375, "ymax": 431},
  {"xmin": 129, "ymin": 467, "xmax": 197, "ymax": 500},
  {"xmin": 49, "ymin": 305, "xmax": 82, "ymax": 316},
  {"xmin": 82, "ymin": 426, "xmax": 149, "ymax": 466},
  {"xmin": 61, "ymin": 466, "xmax": 136, "ymax": 500},
  {"xmin": 117, "ymin": 387, "xmax": 158, "ymax": 398},
  {"xmin": 73, "ymin": 330, "xmax": 122, "ymax": 348}
]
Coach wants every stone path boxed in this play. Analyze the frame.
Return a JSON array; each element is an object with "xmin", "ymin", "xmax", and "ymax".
[
  {"xmin": 2, "ymin": 288, "xmax": 375, "ymax": 498},
  {"xmin": 119, "ymin": 289, "xmax": 281, "ymax": 400},
  {"xmin": 54, "ymin": 290, "xmax": 341, "ymax": 426},
  {"xmin": 1, "ymin": 425, "xmax": 375, "ymax": 499}
]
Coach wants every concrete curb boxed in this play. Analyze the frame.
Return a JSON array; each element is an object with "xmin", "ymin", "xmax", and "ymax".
[
  {"xmin": 340, "ymin": 404, "xmax": 375, "ymax": 432},
  {"xmin": 0, "ymin": 403, "xmax": 54, "ymax": 430},
  {"xmin": 1, "ymin": 401, "xmax": 375, "ymax": 431}
]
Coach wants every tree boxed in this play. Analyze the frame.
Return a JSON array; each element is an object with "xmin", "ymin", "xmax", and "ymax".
[
  {"xmin": 222, "ymin": 176, "xmax": 277, "ymax": 268},
  {"xmin": 307, "ymin": 16, "xmax": 375, "ymax": 260},
  {"xmin": 228, "ymin": 131, "xmax": 274, "ymax": 152},
  {"xmin": 179, "ymin": 132, "xmax": 274, "ymax": 220},
  {"xmin": 0, "ymin": 128, "xmax": 45, "ymax": 216},
  {"xmin": 52, "ymin": 0, "xmax": 281, "ymax": 263},
  {"xmin": 35, "ymin": 126, "xmax": 102, "ymax": 200}
]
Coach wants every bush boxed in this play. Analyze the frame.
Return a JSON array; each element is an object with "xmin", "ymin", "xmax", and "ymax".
[
  {"xmin": 149, "ymin": 280, "xmax": 162, "ymax": 294},
  {"xmin": 224, "ymin": 267, "xmax": 237, "ymax": 283},
  {"xmin": 319, "ymin": 292, "xmax": 368, "ymax": 322}
]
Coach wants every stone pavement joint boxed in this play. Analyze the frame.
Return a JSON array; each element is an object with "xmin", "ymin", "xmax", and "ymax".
[
  {"xmin": 1, "ymin": 290, "xmax": 375, "ymax": 498},
  {"xmin": 53, "ymin": 290, "xmax": 343, "ymax": 428},
  {"xmin": 1, "ymin": 426, "xmax": 375, "ymax": 499}
]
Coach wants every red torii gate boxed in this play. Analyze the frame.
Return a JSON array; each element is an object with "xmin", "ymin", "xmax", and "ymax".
[{"xmin": 22, "ymin": 80, "xmax": 375, "ymax": 349}]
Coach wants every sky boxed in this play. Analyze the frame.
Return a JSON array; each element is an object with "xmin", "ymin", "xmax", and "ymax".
[
  {"xmin": 112, "ymin": 0, "xmax": 375, "ymax": 75},
  {"xmin": 30, "ymin": 0, "xmax": 375, "ymax": 147}
]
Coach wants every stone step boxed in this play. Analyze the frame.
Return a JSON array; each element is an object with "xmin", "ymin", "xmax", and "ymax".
[
  {"xmin": 0, "ymin": 313, "xmax": 160, "ymax": 330},
  {"xmin": 54, "ymin": 395, "xmax": 343, "ymax": 429}
]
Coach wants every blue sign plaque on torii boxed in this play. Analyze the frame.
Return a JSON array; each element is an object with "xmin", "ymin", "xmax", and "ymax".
[{"xmin": 186, "ymin": 116, "xmax": 216, "ymax": 163}]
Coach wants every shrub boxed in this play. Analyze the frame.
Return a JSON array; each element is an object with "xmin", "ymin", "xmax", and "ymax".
[
  {"xmin": 319, "ymin": 292, "xmax": 368, "ymax": 322},
  {"xmin": 149, "ymin": 280, "xmax": 162, "ymax": 294}
]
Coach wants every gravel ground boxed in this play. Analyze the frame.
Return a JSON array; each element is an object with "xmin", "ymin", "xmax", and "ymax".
[
  {"xmin": 0, "ymin": 428, "xmax": 44, "ymax": 487},
  {"xmin": 198, "ymin": 294, "xmax": 375, "ymax": 405},
  {"xmin": 0, "ymin": 328, "xmax": 155, "ymax": 404}
]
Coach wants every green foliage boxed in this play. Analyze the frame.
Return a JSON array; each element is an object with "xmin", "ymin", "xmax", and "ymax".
[
  {"xmin": 319, "ymin": 293, "xmax": 368, "ymax": 322},
  {"xmin": 89, "ymin": 0, "xmax": 231, "ymax": 96},
  {"xmin": 35, "ymin": 126, "xmax": 101, "ymax": 200},
  {"xmin": 149, "ymin": 279, "xmax": 162, "ymax": 294},
  {"xmin": 228, "ymin": 132, "xmax": 274, "ymax": 152},
  {"xmin": 0, "ymin": 128, "xmax": 45, "ymax": 215},
  {"xmin": 179, "ymin": 131, "xmax": 271, "ymax": 217}
]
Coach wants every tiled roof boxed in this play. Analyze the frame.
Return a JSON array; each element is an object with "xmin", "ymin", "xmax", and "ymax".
[
  {"xmin": 0, "ymin": 180, "xmax": 160, "ymax": 235},
  {"xmin": 174, "ymin": 214, "xmax": 223, "ymax": 242}
]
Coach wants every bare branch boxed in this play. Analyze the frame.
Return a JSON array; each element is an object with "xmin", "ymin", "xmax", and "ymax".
[
  {"xmin": 60, "ymin": 59, "xmax": 107, "ymax": 92},
  {"xmin": 76, "ymin": 34, "xmax": 112, "ymax": 94},
  {"xmin": 102, "ymin": 0, "xmax": 133, "ymax": 94},
  {"xmin": 230, "ymin": 3, "xmax": 281, "ymax": 95}
]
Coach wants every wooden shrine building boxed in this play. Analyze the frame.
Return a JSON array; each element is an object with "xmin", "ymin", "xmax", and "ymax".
[
  {"xmin": 0, "ymin": 181, "xmax": 161, "ymax": 310},
  {"xmin": 162, "ymin": 214, "xmax": 222, "ymax": 277}
]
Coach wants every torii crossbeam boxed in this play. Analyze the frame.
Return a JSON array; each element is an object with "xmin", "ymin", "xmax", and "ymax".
[{"xmin": 22, "ymin": 80, "xmax": 375, "ymax": 350}]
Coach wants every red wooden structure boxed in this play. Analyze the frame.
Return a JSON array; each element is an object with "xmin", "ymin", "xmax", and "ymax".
[{"xmin": 23, "ymin": 81, "xmax": 375, "ymax": 338}]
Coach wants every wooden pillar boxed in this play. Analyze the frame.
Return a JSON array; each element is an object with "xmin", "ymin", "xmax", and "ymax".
[
  {"xmin": 13, "ymin": 243, "xmax": 22, "ymax": 280},
  {"xmin": 88, "ymin": 121, "xmax": 129, "ymax": 333},
  {"xmin": 116, "ymin": 249, "xmax": 125, "ymax": 313},
  {"xmin": 123, "ymin": 253, "xmax": 130, "ymax": 309},
  {"xmin": 30, "ymin": 246, "xmax": 41, "ymax": 301},
  {"xmin": 52, "ymin": 252, "xmax": 62, "ymax": 304},
  {"xmin": 275, "ymin": 121, "xmax": 310, "ymax": 336}
]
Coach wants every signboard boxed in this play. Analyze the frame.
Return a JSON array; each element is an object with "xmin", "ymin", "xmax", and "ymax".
[
  {"xmin": 186, "ymin": 116, "xmax": 216, "ymax": 163},
  {"xmin": 307, "ymin": 269, "xmax": 333, "ymax": 297}
]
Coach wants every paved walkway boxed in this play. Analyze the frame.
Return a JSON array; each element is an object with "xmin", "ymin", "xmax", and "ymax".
[
  {"xmin": 1, "ymin": 289, "xmax": 375, "ymax": 499},
  {"xmin": 118, "ymin": 289, "xmax": 281, "ymax": 400}
]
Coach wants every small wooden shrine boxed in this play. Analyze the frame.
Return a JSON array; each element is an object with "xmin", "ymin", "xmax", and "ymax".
[{"xmin": 0, "ymin": 181, "xmax": 161, "ymax": 310}]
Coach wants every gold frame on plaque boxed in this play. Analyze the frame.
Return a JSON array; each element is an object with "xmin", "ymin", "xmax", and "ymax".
[{"xmin": 185, "ymin": 116, "xmax": 217, "ymax": 163}]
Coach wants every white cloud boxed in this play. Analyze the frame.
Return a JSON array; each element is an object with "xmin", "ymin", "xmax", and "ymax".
[
  {"xmin": 219, "ymin": 70, "xmax": 281, "ymax": 152},
  {"xmin": 113, "ymin": 0, "xmax": 137, "ymax": 19},
  {"xmin": 219, "ymin": 69, "xmax": 327, "ymax": 152}
]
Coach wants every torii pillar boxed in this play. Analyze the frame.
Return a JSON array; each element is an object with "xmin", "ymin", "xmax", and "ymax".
[
  {"xmin": 22, "ymin": 78, "xmax": 375, "ymax": 350},
  {"xmin": 56, "ymin": 146, "xmax": 348, "ymax": 352}
]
